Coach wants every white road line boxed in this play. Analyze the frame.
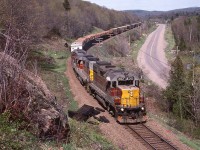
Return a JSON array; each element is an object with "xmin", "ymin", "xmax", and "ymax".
[{"xmin": 149, "ymin": 30, "xmax": 160, "ymax": 71}]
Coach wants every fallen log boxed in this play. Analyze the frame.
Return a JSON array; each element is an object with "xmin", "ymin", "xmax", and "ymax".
[{"xmin": 0, "ymin": 52, "xmax": 70, "ymax": 141}]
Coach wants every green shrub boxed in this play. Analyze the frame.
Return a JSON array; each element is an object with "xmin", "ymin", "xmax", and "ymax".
[
  {"xmin": 0, "ymin": 112, "xmax": 39, "ymax": 150},
  {"xmin": 63, "ymin": 119, "xmax": 116, "ymax": 150}
]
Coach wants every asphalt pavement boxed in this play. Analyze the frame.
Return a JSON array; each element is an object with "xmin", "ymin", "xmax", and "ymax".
[{"xmin": 137, "ymin": 24, "xmax": 170, "ymax": 88}]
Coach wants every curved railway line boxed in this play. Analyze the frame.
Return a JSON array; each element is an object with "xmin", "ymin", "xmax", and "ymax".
[
  {"xmin": 69, "ymin": 23, "xmax": 182, "ymax": 149},
  {"xmin": 125, "ymin": 123, "xmax": 178, "ymax": 150}
]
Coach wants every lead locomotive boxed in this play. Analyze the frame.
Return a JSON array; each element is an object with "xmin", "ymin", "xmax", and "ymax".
[{"xmin": 71, "ymin": 49, "xmax": 146, "ymax": 123}]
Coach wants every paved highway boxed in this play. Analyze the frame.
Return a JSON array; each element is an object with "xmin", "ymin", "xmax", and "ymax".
[{"xmin": 137, "ymin": 24, "xmax": 170, "ymax": 88}]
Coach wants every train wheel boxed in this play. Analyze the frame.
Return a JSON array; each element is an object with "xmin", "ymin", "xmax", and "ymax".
[
  {"xmin": 138, "ymin": 111, "xmax": 146, "ymax": 123},
  {"xmin": 106, "ymin": 104, "xmax": 112, "ymax": 114},
  {"xmin": 113, "ymin": 109, "xmax": 117, "ymax": 118},
  {"xmin": 106, "ymin": 104, "xmax": 110, "ymax": 112},
  {"xmin": 114, "ymin": 111, "xmax": 121, "ymax": 123},
  {"xmin": 86, "ymin": 85, "xmax": 92, "ymax": 95},
  {"xmin": 78, "ymin": 77, "xmax": 84, "ymax": 86},
  {"xmin": 84, "ymin": 82, "xmax": 88, "ymax": 90}
]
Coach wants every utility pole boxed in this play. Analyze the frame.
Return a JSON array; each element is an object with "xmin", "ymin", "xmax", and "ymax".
[
  {"xmin": 177, "ymin": 35, "xmax": 180, "ymax": 55},
  {"xmin": 179, "ymin": 92, "xmax": 183, "ymax": 120},
  {"xmin": 192, "ymin": 50, "xmax": 195, "ymax": 87}
]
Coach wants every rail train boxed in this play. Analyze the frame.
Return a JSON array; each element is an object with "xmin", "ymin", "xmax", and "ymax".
[
  {"xmin": 71, "ymin": 22, "xmax": 142, "ymax": 52},
  {"xmin": 71, "ymin": 49, "xmax": 146, "ymax": 123}
]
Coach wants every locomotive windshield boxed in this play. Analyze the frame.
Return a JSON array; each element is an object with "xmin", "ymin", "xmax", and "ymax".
[{"xmin": 118, "ymin": 80, "xmax": 134, "ymax": 86}]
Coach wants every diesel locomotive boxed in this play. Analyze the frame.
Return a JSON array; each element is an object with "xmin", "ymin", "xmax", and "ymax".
[{"xmin": 71, "ymin": 49, "xmax": 146, "ymax": 123}]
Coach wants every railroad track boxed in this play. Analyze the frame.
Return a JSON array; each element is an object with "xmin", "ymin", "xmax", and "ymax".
[{"xmin": 125, "ymin": 123, "xmax": 178, "ymax": 150}]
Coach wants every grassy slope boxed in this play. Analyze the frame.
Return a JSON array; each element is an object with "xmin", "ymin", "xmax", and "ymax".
[
  {"xmin": 38, "ymin": 50, "xmax": 77, "ymax": 111},
  {"xmin": 0, "ymin": 23, "xmax": 115, "ymax": 149},
  {"xmin": 0, "ymin": 112, "xmax": 40, "ymax": 150},
  {"xmin": 164, "ymin": 24, "xmax": 176, "ymax": 61},
  {"xmin": 35, "ymin": 42, "xmax": 116, "ymax": 149}
]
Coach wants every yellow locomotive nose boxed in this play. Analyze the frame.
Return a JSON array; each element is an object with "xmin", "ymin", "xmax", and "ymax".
[{"xmin": 120, "ymin": 87, "xmax": 139, "ymax": 107}]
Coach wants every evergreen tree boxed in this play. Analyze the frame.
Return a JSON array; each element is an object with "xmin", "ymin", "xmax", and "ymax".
[{"xmin": 164, "ymin": 56, "xmax": 186, "ymax": 119}]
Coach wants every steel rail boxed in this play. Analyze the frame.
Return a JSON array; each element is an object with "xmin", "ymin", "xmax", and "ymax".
[{"xmin": 127, "ymin": 124, "xmax": 178, "ymax": 150}]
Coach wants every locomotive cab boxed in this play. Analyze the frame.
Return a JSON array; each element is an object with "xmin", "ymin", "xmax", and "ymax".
[{"xmin": 105, "ymin": 71, "xmax": 146, "ymax": 123}]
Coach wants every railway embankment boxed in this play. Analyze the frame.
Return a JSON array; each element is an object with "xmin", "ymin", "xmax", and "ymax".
[
  {"xmin": 0, "ymin": 50, "xmax": 70, "ymax": 149},
  {"xmin": 35, "ymin": 38, "xmax": 118, "ymax": 149}
]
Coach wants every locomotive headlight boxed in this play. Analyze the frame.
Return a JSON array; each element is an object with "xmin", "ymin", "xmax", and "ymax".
[
  {"xmin": 121, "ymin": 108, "xmax": 124, "ymax": 112},
  {"xmin": 141, "ymin": 107, "xmax": 144, "ymax": 111}
]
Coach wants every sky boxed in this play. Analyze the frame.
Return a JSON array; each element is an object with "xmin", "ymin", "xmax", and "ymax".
[{"xmin": 83, "ymin": 0, "xmax": 200, "ymax": 11}]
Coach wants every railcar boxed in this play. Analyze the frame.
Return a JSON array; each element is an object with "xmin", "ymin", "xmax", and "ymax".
[
  {"xmin": 71, "ymin": 49, "xmax": 146, "ymax": 123},
  {"xmin": 71, "ymin": 49, "xmax": 99, "ymax": 85},
  {"xmin": 70, "ymin": 22, "xmax": 142, "ymax": 52}
]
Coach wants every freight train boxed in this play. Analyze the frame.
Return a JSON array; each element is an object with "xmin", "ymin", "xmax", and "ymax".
[
  {"xmin": 71, "ymin": 49, "xmax": 146, "ymax": 123},
  {"xmin": 71, "ymin": 22, "xmax": 142, "ymax": 52}
]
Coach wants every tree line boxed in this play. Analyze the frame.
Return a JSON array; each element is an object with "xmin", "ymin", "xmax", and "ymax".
[
  {"xmin": 163, "ymin": 15, "xmax": 200, "ymax": 138},
  {"xmin": 0, "ymin": 0, "xmax": 139, "ymax": 46},
  {"xmin": 66, "ymin": 0, "xmax": 139, "ymax": 38},
  {"xmin": 171, "ymin": 15, "xmax": 200, "ymax": 52}
]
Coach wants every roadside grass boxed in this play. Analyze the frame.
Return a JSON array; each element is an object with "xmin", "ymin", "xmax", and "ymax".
[
  {"xmin": 131, "ymin": 34, "xmax": 147, "ymax": 61},
  {"xmin": 164, "ymin": 24, "xmax": 176, "ymax": 62},
  {"xmin": 148, "ymin": 112, "xmax": 200, "ymax": 150}
]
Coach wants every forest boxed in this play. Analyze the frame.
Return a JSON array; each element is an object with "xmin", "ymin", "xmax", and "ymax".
[
  {"xmin": 171, "ymin": 16, "xmax": 200, "ymax": 52},
  {"xmin": 162, "ymin": 14, "xmax": 200, "ymax": 139}
]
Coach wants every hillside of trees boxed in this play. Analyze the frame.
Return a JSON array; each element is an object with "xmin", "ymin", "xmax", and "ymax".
[
  {"xmin": 162, "ymin": 14, "xmax": 200, "ymax": 139},
  {"xmin": 67, "ymin": 0, "xmax": 139, "ymax": 38},
  {"xmin": 126, "ymin": 7, "xmax": 200, "ymax": 20},
  {"xmin": 0, "ymin": 0, "xmax": 139, "ymax": 47},
  {"xmin": 171, "ymin": 15, "xmax": 200, "ymax": 52}
]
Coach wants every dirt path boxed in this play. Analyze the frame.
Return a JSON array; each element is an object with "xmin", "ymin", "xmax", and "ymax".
[{"xmin": 65, "ymin": 58, "xmax": 147, "ymax": 150}]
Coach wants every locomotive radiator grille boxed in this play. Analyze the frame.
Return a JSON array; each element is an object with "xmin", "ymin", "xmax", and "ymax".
[{"xmin": 121, "ymin": 89, "xmax": 139, "ymax": 107}]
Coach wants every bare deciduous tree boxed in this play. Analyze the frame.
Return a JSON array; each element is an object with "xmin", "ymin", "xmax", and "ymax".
[{"xmin": 0, "ymin": 0, "xmax": 70, "ymax": 140}]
